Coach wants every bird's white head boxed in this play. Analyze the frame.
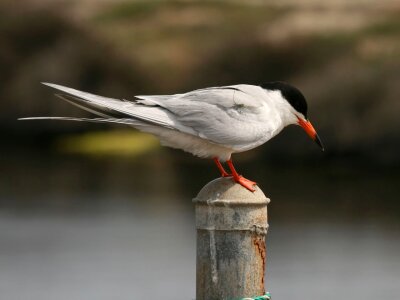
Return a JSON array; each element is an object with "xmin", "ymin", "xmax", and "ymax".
[{"xmin": 261, "ymin": 81, "xmax": 324, "ymax": 151}]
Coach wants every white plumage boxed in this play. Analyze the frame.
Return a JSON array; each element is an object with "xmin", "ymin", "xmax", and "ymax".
[{"xmin": 20, "ymin": 82, "xmax": 323, "ymax": 191}]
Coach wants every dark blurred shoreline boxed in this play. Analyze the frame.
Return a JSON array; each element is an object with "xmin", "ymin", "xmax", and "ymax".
[{"xmin": 1, "ymin": 143, "xmax": 399, "ymax": 224}]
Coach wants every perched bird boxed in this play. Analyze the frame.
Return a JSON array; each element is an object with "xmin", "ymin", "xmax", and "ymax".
[{"xmin": 20, "ymin": 82, "xmax": 324, "ymax": 192}]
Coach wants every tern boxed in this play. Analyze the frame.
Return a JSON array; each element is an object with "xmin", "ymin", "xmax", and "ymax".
[{"xmin": 20, "ymin": 82, "xmax": 324, "ymax": 192}]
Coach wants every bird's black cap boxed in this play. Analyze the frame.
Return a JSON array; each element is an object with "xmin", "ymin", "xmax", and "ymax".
[{"xmin": 261, "ymin": 81, "xmax": 308, "ymax": 118}]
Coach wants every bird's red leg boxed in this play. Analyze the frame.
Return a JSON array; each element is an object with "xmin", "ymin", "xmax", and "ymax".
[
  {"xmin": 226, "ymin": 159, "xmax": 257, "ymax": 192},
  {"xmin": 213, "ymin": 157, "xmax": 230, "ymax": 177}
]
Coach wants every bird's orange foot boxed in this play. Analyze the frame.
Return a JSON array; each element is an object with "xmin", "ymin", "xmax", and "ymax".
[{"xmin": 233, "ymin": 175, "xmax": 257, "ymax": 192}]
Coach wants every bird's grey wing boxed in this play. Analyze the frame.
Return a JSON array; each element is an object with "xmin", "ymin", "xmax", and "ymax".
[
  {"xmin": 136, "ymin": 85, "xmax": 270, "ymax": 148},
  {"xmin": 136, "ymin": 84, "xmax": 265, "ymax": 108},
  {"xmin": 37, "ymin": 83, "xmax": 196, "ymax": 135}
]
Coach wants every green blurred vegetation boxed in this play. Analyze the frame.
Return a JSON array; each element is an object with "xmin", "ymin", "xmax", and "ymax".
[{"xmin": 57, "ymin": 130, "xmax": 160, "ymax": 157}]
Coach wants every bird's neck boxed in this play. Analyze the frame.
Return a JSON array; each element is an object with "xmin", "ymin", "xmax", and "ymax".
[{"xmin": 266, "ymin": 90, "xmax": 298, "ymax": 127}]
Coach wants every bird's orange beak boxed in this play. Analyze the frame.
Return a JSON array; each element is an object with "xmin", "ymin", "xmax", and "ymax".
[{"xmin": 297, "ymin": 117, "xmax": 324, "ymax": 151}]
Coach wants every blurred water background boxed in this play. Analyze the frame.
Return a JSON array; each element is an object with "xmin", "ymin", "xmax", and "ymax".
[{"xmin": 1, "ymin": 0, "xmax": 399, "ymax": 299}]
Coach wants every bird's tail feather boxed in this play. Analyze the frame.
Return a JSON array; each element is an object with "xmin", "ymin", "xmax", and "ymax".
[
  {"xmin": 36, "ymin": 82, "xmax": 176, "ymax": 130},
  {"xmin": 55, "ymin": 94, "xmax": 118, "ymax": 118},
  {"xmin": 18, "ymin": 117, "xmax": 146, "ymax": 126}
]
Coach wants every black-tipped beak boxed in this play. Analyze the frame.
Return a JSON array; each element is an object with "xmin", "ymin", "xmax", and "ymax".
[
  {"xmin": 314, "ymin": 132, "xmax": 324, "ymax": 151},
  {"xmin": 297, "ymin": 117, "xmax": 325, "ymax": 151}
]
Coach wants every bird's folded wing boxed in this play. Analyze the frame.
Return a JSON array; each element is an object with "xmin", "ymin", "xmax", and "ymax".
[{"xmin": 136, "ymin": 85, "xmax": 269, "ymax": 148}]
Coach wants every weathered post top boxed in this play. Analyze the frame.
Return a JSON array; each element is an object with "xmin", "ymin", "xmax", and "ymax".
[{"xmin": 193, "ymin": 177, "xmax": 270, "ymax": 300}]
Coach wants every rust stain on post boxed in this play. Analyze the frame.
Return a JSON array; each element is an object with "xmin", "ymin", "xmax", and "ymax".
[
  {"xmin": 194, "ymin": 177, "xmax": 270, "ymax": 300},
  {"xmin": 253, "ymin": 235, "xmax": 266, "ymax": 293}
]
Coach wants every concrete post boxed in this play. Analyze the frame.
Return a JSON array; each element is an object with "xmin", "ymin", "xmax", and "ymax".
[{"xmin": 193, "ymin": 177, "xmax": 270, "ymax": 300}]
